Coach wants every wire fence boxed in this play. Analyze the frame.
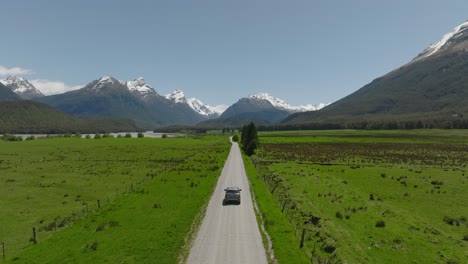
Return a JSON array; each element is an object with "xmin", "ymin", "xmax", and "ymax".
[
  {"xmin": 251, "ymin": 157, "xmax": 340, "ymax": 264},
  {"xmin": 0, "ymin": 165, "xmax": 178, "ymax": 262}
]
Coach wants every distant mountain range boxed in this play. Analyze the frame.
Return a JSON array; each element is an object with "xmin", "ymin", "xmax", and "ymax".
[
  {"xmin": 5, "ymin": 21, "xmax": 466, "ymax": 132},
  {"xmin": 1, "ymin": 75, "xmax": 326, "ymax": 130},
  {"xmin": 165, "ymin": 89, "xmax": 228, "ymax": 119},
  {"xmin": 284, "ymin": 20, "xmax": 468, "ymax": 128}
]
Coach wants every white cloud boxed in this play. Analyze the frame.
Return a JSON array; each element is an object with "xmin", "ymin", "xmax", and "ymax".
[
  {"xmin": 30, "ymin": 79, "xmax": 83, "ymax": 95},
  {"xmin": 0, "ymin": 65, "xmax": 33, "ymax": 76}
]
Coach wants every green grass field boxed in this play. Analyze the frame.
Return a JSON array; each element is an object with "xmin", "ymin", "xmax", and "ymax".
[
  {"xmin": 248, "ymin": 130, "xmax": 468, "ymax": 263},
  {"xmin": 0, "ymin": 136, "xmax": 229, "ymax": 263}
]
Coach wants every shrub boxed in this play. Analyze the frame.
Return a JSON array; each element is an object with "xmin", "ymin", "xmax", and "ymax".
[
  {"xmin": 376, "ymin": 220, "xmax": 386, "ymax": 228},
  {"xmin": 138, "ymin": 132, "xmax": 144, "ymax": 138},
  {"xmin": 335, "ymin": 211, "xmax": 343, "ymax": 219},
  {"xmin": 102, "ymin": 133, "xmax": 113, "ymax": 138},
  {"xmin": 94, "ymin": 134, "xmax": 101, "ymax": 139},
  {"xmin": 1, "ymin": 133, "xmax": 23, "ymax": 141},
  {"xmin": 85, "ymin": 134, "xmax": 91, "ymax": 139},
  {"xmin": 125, "ymin": 133, "xmax": 132, "ymax": 138},
  {"xmin": 162, "ymin": 134, "xmax": 167, "ymax": 139},
  {"xmin": 232, "ymin": 134, "xmax": 239, "ymax": 142},
  {"xmin": 431, "ymin": 180, "xmax": 444, "ymax": 186},
  {"xmin": 88, "ymin": 241, "xmax": 99, "ymax": 251}
]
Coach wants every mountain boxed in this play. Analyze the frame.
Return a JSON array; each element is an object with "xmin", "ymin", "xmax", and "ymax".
[
  {"xmin": 0, "ymin": 82, "xmax": 22, "ymax": 101},
  {"xmin": 284, "ymin": 20, "xmax": 468, "ymax": 127},
  {"xmin": 249, "ymin": 93, "xmax": 327, "ymax": 112},
  {"xmin": 197, "ymin": 93, "xmax": 326, "ymax": 128},
  {"xmin": 220, "ymin": 93, "xmax": 325, "ymax": 122},
  {"xmin": 36, "ymin": 76, "xmax": 205, "ymax": 128},
  {"xmin": 120, "ymin": 77, "xmax": 157, "ymax": 98},
  {"xmin": 220, "ymin": 96, "xmax": 291, "ymax": 123},
  {"xmin": 165, "ymin": 89, "xmax": 227, "ymax": 118},
  {"xmin": 1, "ymin": 76, "xmax": 44, "ymax": 99},
  {"xmin": 0, "ymin": 100, "xmax": 139, "ymax": 134}
]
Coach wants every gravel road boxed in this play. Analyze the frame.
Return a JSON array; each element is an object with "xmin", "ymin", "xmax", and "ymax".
[{"xmin": 186, "ymin": 141, "xmax": 268, "ymax": 264}]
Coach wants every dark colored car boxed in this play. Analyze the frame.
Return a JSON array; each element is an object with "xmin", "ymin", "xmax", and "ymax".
[{"xmin": 223, "ymin": 186, "xmax": 242, "ymax": 205}]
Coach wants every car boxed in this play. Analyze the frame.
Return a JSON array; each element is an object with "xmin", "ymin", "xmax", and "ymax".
[{"xmin": 223, "ymin": 186, "xmax": 242, "ymax": 205}]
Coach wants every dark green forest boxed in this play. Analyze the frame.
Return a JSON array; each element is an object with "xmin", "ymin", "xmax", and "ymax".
[{"xmin": 0, "ymin": 101, "xmax": 139, "ymax": 133}]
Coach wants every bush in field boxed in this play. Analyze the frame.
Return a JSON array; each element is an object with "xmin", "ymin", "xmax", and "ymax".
[
  {"xmin": 336, "ymin": 211, "xmax": 343, "ymax": 219},
  {"xmin": 94, "ymin": 134, "xmax": 101, "ymax": 139},
  {"xmin": 1, "ymin": 133, "xmax": 23, "ymax": 141},
  {"xmin": 376, "ymin": 220, "xmax": 386, "ymax": 228},
  {"xmin": 232, "ymin": 134, "xmax": 239, "ymax": 142},
  {"xmin": 138, "ymin": 132, "xmax": 144, "ymax": 138},
  {"xmin": 85, "ymin": 134, "xmax": 91, "ymax": 139},
  {"xmin": 25, "ymin": 135, "xmax": 36, "ymax": 141},
  {"xmin": 102, "ymin": 133, "xmax": 114, "ymax": 138},
  {"xmin": 75, "ymin": 132, "xmax": 82, "ymax": 138},
  {"xmin": 162, "ymin": 134, "xmax": 167, "ymax": 139},
  {"xmin": 125, "ymin": 133, "xmax": 132, "ymax": 138},
  {"xmin": 443, "ymin": 216, "xmax": 466, "ymax": 226}
]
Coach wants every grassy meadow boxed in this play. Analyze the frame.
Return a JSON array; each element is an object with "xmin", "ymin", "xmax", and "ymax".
[
  {"xmin": 247, "ymin": 129, "xmax": 467, "ymax": 263},
  {"xmin": 0, "ymin": 136, "xmax": 229, "ymax": 263}
]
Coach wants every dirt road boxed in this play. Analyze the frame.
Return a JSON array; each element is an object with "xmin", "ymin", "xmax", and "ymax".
[{"xmin": 186, "ymin": 141, "xmax": 268, "ymax": 264}]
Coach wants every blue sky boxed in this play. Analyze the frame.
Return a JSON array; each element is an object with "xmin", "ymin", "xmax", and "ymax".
[{"xmin": 1, "ymin": 0, "xmax": 467, "ymax": 106}]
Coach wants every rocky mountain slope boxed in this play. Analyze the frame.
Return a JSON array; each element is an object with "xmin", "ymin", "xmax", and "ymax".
[{"xmin": 284, "ymin": 20, "xmax": 468, "ymax": 127}]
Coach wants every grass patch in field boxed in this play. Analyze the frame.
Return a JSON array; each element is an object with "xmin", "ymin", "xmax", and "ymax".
[
  {"xmin": 0, "ymin": 136, "xmax": 229, "ymax": 263},
  {"xmin": 243, "ymin": 155, "xmax": 310, "ymax": 264},
  {"xmin": 250, "ymin": 130, "xmax": 468, "ymax": 263}
]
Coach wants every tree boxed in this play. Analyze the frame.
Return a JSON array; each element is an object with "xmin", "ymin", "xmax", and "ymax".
[{"xmin": 241, "ymin": 122, "xmax": 258, "ymax": 156}]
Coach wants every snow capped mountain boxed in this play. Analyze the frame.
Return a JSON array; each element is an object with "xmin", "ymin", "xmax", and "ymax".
[
  {"xmin": 166, "ymin": 89, "xmax": 227, "ymax": 117},
  {"xmin": 165, "ymin": 89, "xmax": 186, "ymax": 104},
  {"xmin": 86, "ymin": 76, "xmax": 121, "ymax": 91},
  {"xmin": 249, "ymin": 93, "xmax": 327, "ymax": 113},
  {"xmin": 414, "ymin": 20, "xmax": 468, "ymax": 61},
  {"xmin": 1, "ymin": 75, "xmax": 44, "ymax": 99},
  {"xmin": 120, "ymin": 77, "xmax": 157, "ymax": 97},
  {"xmin": 187, "ymin": 98, "xmax": 228, "ymax": 117}
]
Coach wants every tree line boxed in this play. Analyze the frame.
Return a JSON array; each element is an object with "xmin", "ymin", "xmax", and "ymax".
[{"xmin": 258, "ymin": 118, "xmax": 468, "ymax": 131}]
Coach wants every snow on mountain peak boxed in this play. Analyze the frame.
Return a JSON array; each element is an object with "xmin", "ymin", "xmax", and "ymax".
[
  {"xmin": 249, "ymin": 92, "xmax": 327, "ymax": 112},
  {"xmin": 187, "ymin": 97, "xmax": 227, "ymax": 117},
  {"xmin": 124, "ymin": 77, "xmax": 155, "ymax": 96},
  {"xmin": 1, "ymin": 75, "xmax": 44, "ymax": 99},
  {"xmin": 249, "ymin": 92, "xmax": 290, "ymax": 109},
  {"xmin": 165, "ymin": 89, "xmax": 226, "ymax": 117},
  {"xmin": 417, "ymin": 20, "xmax": 468, "ymax": 60},
  {"xmin": 165, "ymin": 89, "xmax": 186, "ymax": 104}
]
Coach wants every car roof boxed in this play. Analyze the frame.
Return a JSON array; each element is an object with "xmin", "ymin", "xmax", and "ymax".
[{"xmin": 225, "ymin": 186, "xmax": 241, "ymax": 191}]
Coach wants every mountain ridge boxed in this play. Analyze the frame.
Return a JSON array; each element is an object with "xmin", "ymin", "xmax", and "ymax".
[
  {"xmin": 284, "ymin": 20, "xmax": 468, "ymax": 127},
  {"xmin": 1, "ymin": 76, "xmax": 44, "ymax": 99}
]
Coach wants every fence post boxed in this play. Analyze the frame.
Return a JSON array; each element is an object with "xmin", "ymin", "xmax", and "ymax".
[
  {"xmin": 300, "ymin": 228, "xmax": 306, "ymax": 248},
  {"xmin": 97, "ymin": 199, "xmax": 101, "ymax": 209},
  {"xmin": 32, "ymin": 227, "xmax": 37, "ymax": 244},
  {"xmin": 282, "ymin": 199, "xmax": 288, "ymax": 212}
]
